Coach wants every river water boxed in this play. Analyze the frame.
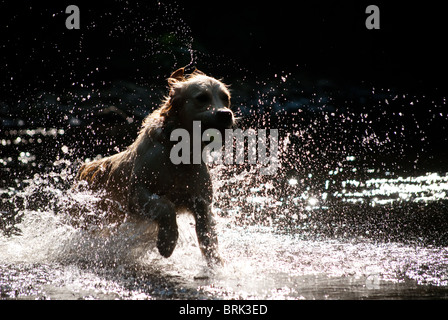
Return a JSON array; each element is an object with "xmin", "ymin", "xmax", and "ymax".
[{"xmin": 1, "ymin": 91, "xmax": 448, "ymax": 299}]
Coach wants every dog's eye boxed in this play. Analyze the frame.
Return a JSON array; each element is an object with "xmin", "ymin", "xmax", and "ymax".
[{"xmin": 195, "ymin": 93, "xmax": 211, "ymax": 104}]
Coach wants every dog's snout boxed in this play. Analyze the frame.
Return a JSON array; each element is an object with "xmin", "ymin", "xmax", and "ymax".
[{"xmin": 216, "ymin": 110, "xmax": 234, "ymax": 126}]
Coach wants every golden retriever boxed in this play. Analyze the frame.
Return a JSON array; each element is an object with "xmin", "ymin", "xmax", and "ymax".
[{"xmin": 74, "ymin": 68, "xmax": 234, "ymax": 266}]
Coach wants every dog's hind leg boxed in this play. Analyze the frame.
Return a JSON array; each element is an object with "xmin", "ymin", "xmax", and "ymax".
[{"xmin": 129, "ymin": 191, "xmax": 178, "ymax": 258}]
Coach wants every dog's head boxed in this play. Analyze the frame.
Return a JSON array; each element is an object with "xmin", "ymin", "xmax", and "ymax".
[{"xmin": 162, "ymin": 68, "xmax": 235, "ymax": 133}]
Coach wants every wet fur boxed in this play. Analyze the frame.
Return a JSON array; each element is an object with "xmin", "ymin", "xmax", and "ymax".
[{"xmin": 74, "ymin": 68, "xmax": 234, "ymax": 265}]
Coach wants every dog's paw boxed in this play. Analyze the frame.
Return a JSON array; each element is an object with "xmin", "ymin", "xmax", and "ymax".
[
  {"xmin": 157, "ymin": 226, "xmax": 179, "ymax": 258},
  {"xmin": 206, "ymin": 253, "xmax": 225, "ymax": 268}
]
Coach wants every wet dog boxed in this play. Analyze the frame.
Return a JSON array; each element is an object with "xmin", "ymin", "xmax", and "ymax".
[{"xmin": 74, "ymin": 68, "xmax": 234, "ymax": 266}]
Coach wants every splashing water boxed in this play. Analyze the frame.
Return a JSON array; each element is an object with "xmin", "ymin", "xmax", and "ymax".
[
  {"xmin": 2, "ymin": 103, "xmax": 448, "ymax": 300},
  {"xmin": 2, "ymin": 60, "xmax": 448, "ymax": 299}
]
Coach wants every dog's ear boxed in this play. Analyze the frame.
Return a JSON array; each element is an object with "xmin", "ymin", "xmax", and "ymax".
[
  {"xmin": 161, "ymin": 93, "xmax": 184, "ymax": 119},
  {"xmin": 191, "ymin": 68, "xmax": 205, "ymax": 76},
  {"xmin": 168, "ymin": 68, "xmax": 185, "ymax": 85}
]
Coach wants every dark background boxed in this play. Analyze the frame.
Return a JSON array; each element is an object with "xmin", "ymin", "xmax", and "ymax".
[
  {"xmin": 0, "ymin": 0, "xmax": 446, "ymax": 102},
  {"xmin": 186, "ymin": 2, "xmax": 446, "ymax": 91}
]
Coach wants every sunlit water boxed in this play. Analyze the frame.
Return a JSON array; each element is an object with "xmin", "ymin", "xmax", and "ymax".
[{"xmin": 1, "ymin": 122, "xmax": 448, "ymax": 300}]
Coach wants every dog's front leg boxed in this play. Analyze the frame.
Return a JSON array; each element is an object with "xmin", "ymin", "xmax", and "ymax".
[
  {"xmin": 192, "ymin": 198, "xmax": 223, "ymax": 267},
  {"xmin": 129, "ymin": 189, "xmax": 178, "ymax": 258}
]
